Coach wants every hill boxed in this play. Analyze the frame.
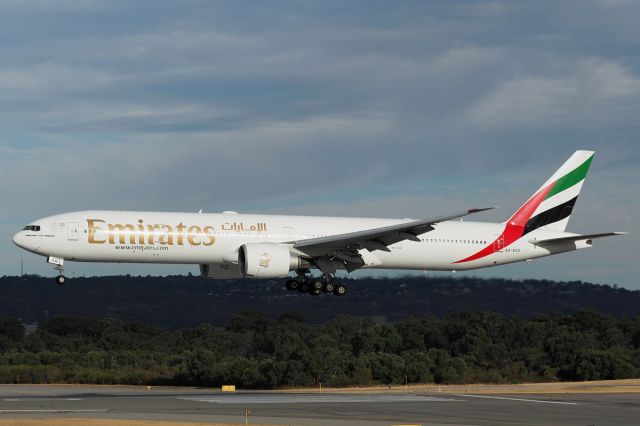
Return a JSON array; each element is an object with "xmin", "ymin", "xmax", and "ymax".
[{"xmin": 1, "ymin": 275, "xmax": 638, "ymax": 327}]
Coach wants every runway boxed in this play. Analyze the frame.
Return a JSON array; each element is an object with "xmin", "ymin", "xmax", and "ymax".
[{"xmin": 0, "ymin": 385, "xmax": 639, "ymax": 425}]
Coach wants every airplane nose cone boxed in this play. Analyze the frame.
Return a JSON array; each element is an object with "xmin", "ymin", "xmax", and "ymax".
[
  {"xmin": 13, "ymin": 229, "xmax": 42, "ymax": 253},
  {"xmin": 12, "ymin": 231, "xmax": 24, "ymax": 248}
]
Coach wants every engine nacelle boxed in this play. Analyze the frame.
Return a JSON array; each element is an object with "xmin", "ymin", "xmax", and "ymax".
[
  {"xmin": 239, "ymin": 243, "xmax": 300, "ymax": 278},
  {"xmin": 199, "ymin": 263, "xmax": 244, "ymax": 279}
]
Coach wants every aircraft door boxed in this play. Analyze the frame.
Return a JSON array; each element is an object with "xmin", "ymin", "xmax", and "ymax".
[
  {"xmin": 493, "ymin": 235, "xmax": 504, "ymax": 252},
  {"xmin": 67, "ymin": 222, "xmax": 79, "ymax": 241}
]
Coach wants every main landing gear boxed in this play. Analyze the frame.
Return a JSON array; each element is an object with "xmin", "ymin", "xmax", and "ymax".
[{"xmin": 285, "ymin": 273, "xmax": 347, "ymax": 296}]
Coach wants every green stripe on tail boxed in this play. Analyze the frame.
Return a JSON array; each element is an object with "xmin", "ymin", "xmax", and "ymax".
[{"xmin": 544, "ymin": 154, "xmax": 594, "ymax": 200}]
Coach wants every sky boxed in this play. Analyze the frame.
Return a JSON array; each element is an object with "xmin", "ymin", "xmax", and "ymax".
[{"xmin": 1, "ymin": 0, "xmax": 638, "ymax": 288}]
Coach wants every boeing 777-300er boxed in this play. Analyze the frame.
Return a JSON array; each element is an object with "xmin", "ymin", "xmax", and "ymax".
[{"xmin": 13, "ymin": 150, "xmax": 627, "ymax": 295}]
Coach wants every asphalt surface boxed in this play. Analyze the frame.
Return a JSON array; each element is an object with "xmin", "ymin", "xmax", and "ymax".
[{"xmin": 0, "ymin": 385, "xmax": 638, "ymax": 425}]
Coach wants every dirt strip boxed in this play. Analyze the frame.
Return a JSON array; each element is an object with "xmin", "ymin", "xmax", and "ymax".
[
  {"xmin": 0, "ymin": 420, "xmax": 278, "ymax": 426},
  {"xmin": 279, "ymin": 378, "xmax": 640, "ymax": 394}
]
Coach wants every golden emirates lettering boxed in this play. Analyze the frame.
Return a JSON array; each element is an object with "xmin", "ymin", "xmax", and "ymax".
[{"xmin": 87, "ymin": 219, "xmax": 216, "ymax": 246}]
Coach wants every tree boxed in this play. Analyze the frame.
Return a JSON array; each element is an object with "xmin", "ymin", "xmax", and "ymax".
[
  {"xmin": 356, "ymin": 352, "xmax": 406, "ymax": 384},
  {"xmin": 307, "ymin": 335, "xmax": 346, "ymax": 385},
  {"xmin": 0, "ymin": 319, "xmax": 25, "ymax": 342},
  {"xmin": 575, "ymin": 349, "xmax": 636, "ymax": 380},
  {"xmin": 402, "ymin": 351, "xmax": 434, "ymax": 383}
]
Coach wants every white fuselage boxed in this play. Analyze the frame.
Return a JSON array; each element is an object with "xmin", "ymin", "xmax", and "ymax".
[{"xmin": 12, "ymin": 210, "xmax": 585, "ymax": 275}]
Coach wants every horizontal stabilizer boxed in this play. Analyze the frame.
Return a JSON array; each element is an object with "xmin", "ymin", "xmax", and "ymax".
[{"xmin": 531, "ymin": 232, "xmax": 628, "ymax": 246}]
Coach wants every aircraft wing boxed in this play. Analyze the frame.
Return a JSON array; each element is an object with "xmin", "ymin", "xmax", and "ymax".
[
  {"xmin": 530, "ymin": 232, "xmax": 629, "ymax": 246},
  {"xmin": 292, "ymin": 207, "xmax": 495, "ymax": 271}
]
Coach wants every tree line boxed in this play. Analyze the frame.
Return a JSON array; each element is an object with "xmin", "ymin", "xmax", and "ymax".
[{"xmin": 1, "ymin": 310, "xmax": 639, "ymax": 388}]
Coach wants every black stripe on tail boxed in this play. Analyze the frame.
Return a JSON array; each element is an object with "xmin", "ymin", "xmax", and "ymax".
[{"xmin": 523, "ymin": 196, "xmax": 578, "ymax": 236}]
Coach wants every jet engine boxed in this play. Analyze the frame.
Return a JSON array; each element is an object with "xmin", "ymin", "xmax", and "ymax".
[{"xmin": 239, "ymin": 243, "xmax": 303, "ymax": 278}]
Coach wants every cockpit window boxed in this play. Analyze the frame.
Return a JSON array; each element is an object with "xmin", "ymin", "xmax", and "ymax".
[{"xmin": 22, "ymin": 225, "xmax": 40, "ymax": 231}]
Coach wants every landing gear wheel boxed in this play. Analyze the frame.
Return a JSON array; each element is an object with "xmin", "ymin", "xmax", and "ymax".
[
  {"xmin": 285, "ymin": 279, "xmax": 298, "ymax": 291},
  {"xmin": 333, "ymin": 284, "xmax": 347, "ymax": 296},
  {"xmin": 55, "ymin": 275, "xmax": 66, "ymax": 286},
  {"xmin": 298, "ymin": 281, "xmax": 310, "ymax": 293},
  {"xmin": 311, "ymin": 280, "xmax": 324, "ymax": 291},
  {"xmin": 323, "ymin": 281, "xmax": 335, "ymax": 293},
  {"xmin": 308, "ymin": 288, "xmax": 321, "ymax": 296}
]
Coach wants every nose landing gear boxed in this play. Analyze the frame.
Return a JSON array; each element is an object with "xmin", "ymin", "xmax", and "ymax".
[{"xmin": 47, "ymin": 256, "xmax": 66, "ymax": 286}]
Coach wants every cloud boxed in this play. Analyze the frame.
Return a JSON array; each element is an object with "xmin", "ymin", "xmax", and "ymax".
[
  {"xmin": 591, "ymin": 0, "xmax": 635, "ymax": 8},
  {"xmin": 0, "ymin": 0, "xmax": 104, "ymax": 9},
  {"xmin": 0, "ymin": 1, "xmax": 638, "ymax": 287},
  {"xmin": 0, "ymin": 63, "xmax": 119, "ymax": 93},
  {"xmin": 470, "ymin": 59, "xmax": 640, "ymax": 127}
]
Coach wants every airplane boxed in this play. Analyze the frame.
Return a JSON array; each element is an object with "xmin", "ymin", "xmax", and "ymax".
[{"xmin": 13, "ymin": 150, "xmax": 627, "ymax": 296}]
